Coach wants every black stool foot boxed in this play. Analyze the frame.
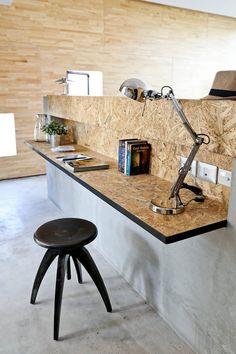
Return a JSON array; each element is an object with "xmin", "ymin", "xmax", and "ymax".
[
  {"xmin": 66, "ymin": 257, "xmax": 71, "ymax": 280},
  {"xmin": 30, "ymin": 249, "xmax": 58, "ymax": 304},
  {"xmin": 72, "ymin": 256, "xmax": 83, "ymax": 284},
  {"xmin": 54, "ymin": 253, "xmax": 69, "ymax": 341},
  {"xmin": 73, "ymin": 247, "xmax": 112, "ymax": 313}
]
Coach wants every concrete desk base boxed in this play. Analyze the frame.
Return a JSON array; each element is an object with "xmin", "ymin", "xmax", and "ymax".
[{"xmin": 47, "ymin": 161, "xmax": 235, "ymax": 354}]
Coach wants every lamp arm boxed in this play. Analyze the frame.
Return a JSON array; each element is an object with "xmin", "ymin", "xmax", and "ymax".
[
  {"xmin": 168, "ymin": 93, "xmax": 199, "ymax": 143},
  {"xmin": 170, "ymin": 142, "xmax": 201, "ymax": 199},
  {"xmin": 166, "ymin": 92, "xmax": 204, "ymax": 200},
  {"xmin": 147, "ymin": 89, "xmax": 205, "ymax": 202}
]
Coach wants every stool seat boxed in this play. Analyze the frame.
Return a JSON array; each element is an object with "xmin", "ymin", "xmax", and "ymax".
[{"xmin": 34, "ymin": 218, "xmax": 97, "ymax": 249}]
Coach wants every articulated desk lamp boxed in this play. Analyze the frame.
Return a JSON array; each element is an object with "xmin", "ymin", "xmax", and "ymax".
[{"xmin": 119, "ymin": 78, "xmax": 210, "ymax": 215}]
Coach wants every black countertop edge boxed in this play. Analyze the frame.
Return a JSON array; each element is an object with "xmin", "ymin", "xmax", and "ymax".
[
  {"xmin": 29, "ymin": 143, "xmax": 228, "ymax": 244},
  {"xmin": 165, "ymin": 220, "xmax": 228, "ymax": 244}
]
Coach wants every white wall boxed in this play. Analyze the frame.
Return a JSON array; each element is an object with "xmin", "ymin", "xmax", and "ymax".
[
  {"xmin": 0, "ymin": 113, "xmax": 17, "ymax": 157},
  {"xmin": 144, "ymin": 0, "xmax": 236, "ymax": 18}
]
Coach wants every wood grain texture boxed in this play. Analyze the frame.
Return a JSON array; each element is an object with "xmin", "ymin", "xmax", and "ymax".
[
  {"xmin": 47, "ymin": 95, "xmax": 235, "ymax": 202},
  {"xmin": 1, "ymin": 0, "xmax": 236, "ymax": 179},
  {"xmin": 26, "ymin": 140, "xmax": 228, "ymax": 242},
  {"xmin": 48, "ymin": 96, "xmax": 236, "ymax": 156}
]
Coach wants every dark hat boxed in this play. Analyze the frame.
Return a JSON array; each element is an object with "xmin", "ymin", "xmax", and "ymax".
[{"xmin": 203, "ymin": 71, "xmax": 236, "ymax": 100}]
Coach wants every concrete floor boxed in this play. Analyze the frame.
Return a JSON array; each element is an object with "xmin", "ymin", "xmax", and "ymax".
[{"xmin": 0, "ymin": 175, "xmax": 195, "ymax": 354}]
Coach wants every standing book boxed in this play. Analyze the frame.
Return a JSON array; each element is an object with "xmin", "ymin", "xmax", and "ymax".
[
  {"xmin": 125, "ymin": 140, "xmax": 148, "ymax": 175},
  {"xmin": 118, "ymin": 138, "xmax": 138, "ymax": 173},
  {"xmin": 124, "ymin": 139, "xmax": 145, "ymax": 175},
  {"xmin": 126, "ymin": 142, "xmax": 151, "ymax": 175},
  {"xmin": 65, "ymin": 159, "xmax": 109, "ymax": 172}
]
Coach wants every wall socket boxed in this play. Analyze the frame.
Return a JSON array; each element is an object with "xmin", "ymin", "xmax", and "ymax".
[
  {"xmin": 218, "ymin": 168, "xmax": 232, "ymax": 187},
  {"xmin": 179, "ymin": 156, "xmax": 197, "ymax": 177},
  {"xmin": 197, "ymin": 162, "xmax": 217, "ymax": 183},
  {"xmin": 179, "ymin": 156, "xmax": 232, "ymax": 186}
]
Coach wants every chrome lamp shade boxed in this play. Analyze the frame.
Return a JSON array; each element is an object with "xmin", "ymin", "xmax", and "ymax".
[{"xmin": 119, "ymin": 78, "xmax": 147, "ymax": 103}]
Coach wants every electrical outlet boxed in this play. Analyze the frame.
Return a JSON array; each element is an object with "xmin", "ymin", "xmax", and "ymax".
[
  {"xmin": 217, "ymin": 168, "xmax": 232, "ymax": 187},
  {"xmin": 197, "ymin": 162, "xmax": 217, "ymax": 183},
  {"xmin": 180, "ymin": 156, "xmax": 197, "ymax": 177}
]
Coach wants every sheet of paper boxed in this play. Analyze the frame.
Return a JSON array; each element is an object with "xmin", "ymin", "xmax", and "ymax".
[{"xmin": 56, "ymin": 154, "xmax": 92, "ymax": 162}]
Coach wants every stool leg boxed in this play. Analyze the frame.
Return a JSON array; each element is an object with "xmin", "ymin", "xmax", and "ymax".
[
  {"xmin": 72, "ymin": 256, "xmax": 83, "ymax": 284},
  {"xmin": 30, "ymin": 249, "xmax": 58, "ymax": 304},
  {"xmin": 66, "ymin": 256, "xmax": 71, "ymax": 280},
  {"xmin": 73, "ymin": 247, "xmax": 112, "ymax": 313},
  {"xmin": 54, "ymin": 253, "xmax": 69, "ymax": 341}
]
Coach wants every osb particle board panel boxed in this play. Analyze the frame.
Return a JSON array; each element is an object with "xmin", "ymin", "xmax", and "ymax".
[
  {"xmin": 47, "ymin": 95, "xmax": 236, "ymax": 158},
  {"xmin": 47, "ymin": 95, "xmax": 235, "ymax": 203}
]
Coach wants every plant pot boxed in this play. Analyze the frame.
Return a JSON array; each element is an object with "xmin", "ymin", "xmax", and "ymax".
[
  {"xmin": 45, "ymin": 133, "xmax": 50, "ymax": 143},
  {"xmin": 50, "ymin": 134, "xmax": 60, "ymax": 148}
]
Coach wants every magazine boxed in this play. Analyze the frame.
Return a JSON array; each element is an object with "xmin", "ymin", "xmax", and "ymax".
[{"xmin": 65, "ymin": 159, "xmax": 109, "ymax": 172}]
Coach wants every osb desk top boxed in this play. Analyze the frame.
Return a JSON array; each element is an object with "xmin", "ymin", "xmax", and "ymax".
[{"xmin": 26, "ymin": 140, "xmax": 228, "ymax": 244}]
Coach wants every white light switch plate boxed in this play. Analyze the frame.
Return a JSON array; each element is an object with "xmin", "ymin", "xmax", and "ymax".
[
  {"xmin": 180, "ymin": 156, "xmax": 197, "ymax": 177},
  {"xmin": 197, "ymin": 162, "xmax": 217, "ymax": 183},
  {"xmin": 218, "ymin": 168, "xmax": 232, "ymax": 187}
]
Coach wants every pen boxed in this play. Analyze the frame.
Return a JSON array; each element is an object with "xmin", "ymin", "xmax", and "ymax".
[
  {"xmin": 56, "ymin": 155, "xmax": 92, "ymax": 161},
  {"xmin": 63, "ymin": 157, "xmax": 87, "ymax": 161}
]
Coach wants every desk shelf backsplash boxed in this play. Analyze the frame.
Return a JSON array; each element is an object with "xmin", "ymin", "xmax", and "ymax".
[{"xmin": 46, "ymin": 95, "xmax": 236, "ymax": 204}]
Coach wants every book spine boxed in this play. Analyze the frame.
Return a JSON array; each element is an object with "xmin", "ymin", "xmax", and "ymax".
[
  {"xmin": 124, "ymin": 140, "xmax": 137, "ymax": 174},
  {"xmin": 124, "ymin": 141, "xmax": 128, "ymax": 175},
  {"xmin": 126, "ymin": 145, "xmax": 132, "ymax": 176},
  {"xmin": 118, "ymin": 139, "xmax": 139, "ymax": 174},
  {"xmin": 118, "ymin": 140, "xmax": 123, "ymax": 172},
  {"xmin": 120, "ymin": 141, "xmax": 126, "ymax": 173}
]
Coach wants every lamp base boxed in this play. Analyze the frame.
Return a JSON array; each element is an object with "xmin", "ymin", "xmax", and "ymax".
[{"xmin": 150, "ymin": 197, "xmax": 185, "ymax": 215}]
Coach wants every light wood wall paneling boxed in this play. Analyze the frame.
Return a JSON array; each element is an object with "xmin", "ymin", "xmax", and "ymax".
[{"xmin": 0, "ymin": 0, "xmax": 236, "ymax": 179}]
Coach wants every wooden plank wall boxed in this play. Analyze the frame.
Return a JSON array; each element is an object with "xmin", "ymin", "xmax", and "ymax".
[{"xmin": 0, "ymin": 0, "xmax": 235, "ymax": 179}]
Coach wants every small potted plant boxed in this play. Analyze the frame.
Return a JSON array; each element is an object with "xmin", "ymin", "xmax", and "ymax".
[{"xmin": 41, "ymin": 120, "xmax": 67, "ymax": 148}]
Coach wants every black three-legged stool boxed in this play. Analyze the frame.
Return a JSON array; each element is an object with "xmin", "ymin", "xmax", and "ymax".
[{"xmin": 30, "ymin": 218, "xmax": 112, "ymax": 340}]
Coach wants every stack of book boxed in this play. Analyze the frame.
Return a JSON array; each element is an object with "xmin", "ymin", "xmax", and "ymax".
[
  {"xmin": 65, "ymin": 159, "xmax": 109, "ymax": 172},
  {"xmin": 118, "ymin": 138, "xmax": 151, "ymax": 176},
  {"xmin": 61, "ymin": 154, "xmax": 109, "ymax": 172}
]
